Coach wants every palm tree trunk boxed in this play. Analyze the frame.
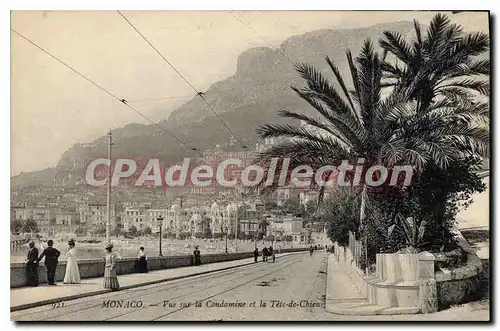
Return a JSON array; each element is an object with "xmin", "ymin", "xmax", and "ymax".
[
  {"xmin": 359, "ymin": 184, "xmax": 368, "ymax": 273},
  {"xmin": 359, "ymin": 185, "xmax": 367, "ymax": 228}
]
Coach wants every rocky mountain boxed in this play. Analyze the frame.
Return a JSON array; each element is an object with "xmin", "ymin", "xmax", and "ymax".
[{"xmin": 12, "ymin": 21, "xmax": 419, "ymax": 188}]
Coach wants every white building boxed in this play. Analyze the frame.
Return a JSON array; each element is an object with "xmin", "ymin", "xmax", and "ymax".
[{"xmin": 79, "ymin": 202, "xmax": 116, "ymax": 229}]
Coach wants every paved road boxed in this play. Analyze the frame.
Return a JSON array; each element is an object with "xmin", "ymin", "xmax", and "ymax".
[
  {"xmin": 12, "ymin": 252, "xmax": 327, "ymax": 321},
  {"xmin": 11, "ymin": 252, "xmax": 489, "ymax": 321}
]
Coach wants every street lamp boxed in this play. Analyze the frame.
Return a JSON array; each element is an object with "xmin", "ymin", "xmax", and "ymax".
[
  {"xmin": 222, "ymin": 225, "xmax": 228, "ymax": 254},
  {"xmin": 157, "ymin": 215, "xmax": 164, "ymax": 257}
]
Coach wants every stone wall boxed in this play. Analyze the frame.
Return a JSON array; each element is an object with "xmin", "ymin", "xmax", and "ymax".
[
  {"xmin": 10, "ymin": 248, "xmax": 308, "ymax": 288},
  {"xmin": 331, "ymin": 225, "xmax": 485, "ymax": 313},
  {"xmin": 333, "ymin": 243, "xmax": 437, "ymax": 313},
  {"xmin": 434, "ymin": 227, "xmax": 484, "ymax": 309}
]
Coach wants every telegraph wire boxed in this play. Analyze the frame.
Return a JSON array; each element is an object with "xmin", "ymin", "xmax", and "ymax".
[
  {"xmin": 228, "ymin": 11, "xmax": 298, "ymax": 68},
  {"xmin": 127, "ymin": 81, "xmax": 287, "ymax": 103},
  {"xmin": 11, "ymin": 28, "xmax": 202, "ymax": 156},
  {"xmin": 117, "ymin": 10, "xmax": 248, "ymax": 149}
]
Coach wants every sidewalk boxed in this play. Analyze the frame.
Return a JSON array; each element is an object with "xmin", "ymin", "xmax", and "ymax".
[{"xmin": 11, "ymin": 253, "xmax": 296, "ymax": 312}]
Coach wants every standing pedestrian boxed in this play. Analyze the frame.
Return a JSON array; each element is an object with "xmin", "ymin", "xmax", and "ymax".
[
  {"xmin": 262, "ymin": 247, "xmax": 268, "ymax": 262},
  {"xmin": 253, "ymin": 247, "xmax": 259, "ymax": 263},
  {"xmin": 63, "ymin": 239, "xmax": 81, "ymax": 284},
  {"xmin": 195, "ymin": 246, "xmax": 201, "ymax": 266},
  {"xmin": 136, "ymin": 247, "xmax": 148, "ymax": 273},
  {"xmin": 38, "ymin": 239, "xmax": 60, "ymax": 285},
  {"xmin": 103, "ymin": 244, "xmax": 120, "ymax": 290},
  {"xmin": 25, "ymin": 241, "xmax": 39, "ymax": 287}
]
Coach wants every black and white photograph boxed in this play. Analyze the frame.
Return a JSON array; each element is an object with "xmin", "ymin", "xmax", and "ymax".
[{"xmin": 9, "ymin": 9, "xmax": 490, "ymax": 322}]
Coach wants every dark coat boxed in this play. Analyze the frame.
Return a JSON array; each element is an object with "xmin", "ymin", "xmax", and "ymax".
[
  {"xmin": 38, "ymin": 247, "xmax": 61, "ymax": 267},
  {"xmin": 27, "ymin": 247, "xmax": 39, "ymax": 264}
]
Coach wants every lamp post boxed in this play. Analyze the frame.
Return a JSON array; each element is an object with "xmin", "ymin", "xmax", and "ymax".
[
  {"xmin": 157, "ymin": 215, "xmax": 164, "ymax": 257},
  {"xmin": 224, "ymin": 225, "xmax": 228, "ymax": 254}
]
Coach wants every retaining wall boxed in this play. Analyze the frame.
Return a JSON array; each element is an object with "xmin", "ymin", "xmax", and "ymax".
[
  {"xmin": 332, "ymin": 225, "xmax": 485, "ymax": 313},
  {"xmin": 333, "ymin": 243, "xmax": 436, "ymax": 313},
  {"xmin": 11, "ymin": 248, "xmax": 308, "ymax": 288},
  {"xmin": 434, "ymin": 227, "xmax": 484, "ymax": 309}
]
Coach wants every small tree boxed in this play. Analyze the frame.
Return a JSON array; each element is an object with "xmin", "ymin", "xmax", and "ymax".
[
  {"xmin": 322, "ymin": 189, "xmax": 360, "ymax": 247},
  {"xmin": 127, "ymin": 225, "xmax": 138, "ymax": 237},
  {"xmin": 75, "ymin": 226, "xmax": 87, "ymax": 236},
  {"xmin": 202, "ymin": 217, "xmax": 212, "ymax": 238},
  {"xmin": 111, "ymin": 225, "xmax": 123, "ymax": 237},
  {"xmin": 265, "ymin": 201, "xmax": 278, "ymax": 210},
  {"xmin": 143, "ymin": 226, "xmax": 152, "ymax": 236},
  {"xmin": 22, "ymin": 218, "xmax": 39, "ymax": 234},
  {"xmin": 11, "ymin": 219, "xmax": 23, "ymax": 233},
  {"xmin": 283, "ymin": 197, "xmax": 300, "ymax": 215},
  {"xmin": 305, "ymin": 200, "xmax": 318, "ymax": 217},
  {"xmin": 92, "ymin": 225, "xmax": 106, "ymax": 236},
  {"xmin": 258, "ymin": 218, "xmax": 269, "ymax": 238}
]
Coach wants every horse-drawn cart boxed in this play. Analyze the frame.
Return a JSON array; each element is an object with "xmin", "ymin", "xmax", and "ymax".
[{"xmin": 262, "ymin": 247, "xmax": 275, "ymax": 263}]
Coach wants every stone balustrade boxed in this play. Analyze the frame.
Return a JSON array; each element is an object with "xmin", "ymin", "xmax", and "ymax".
[{"xmin": 332, "ymin": 226, "xmax": 484, "ymax": 313}]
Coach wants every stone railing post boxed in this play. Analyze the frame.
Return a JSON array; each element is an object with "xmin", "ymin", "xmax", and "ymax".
[{"xmin": 418, "ymin": 251, "xmax": 438, "ymax": 313}]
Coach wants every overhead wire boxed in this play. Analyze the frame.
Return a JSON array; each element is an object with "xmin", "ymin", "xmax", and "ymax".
[
  {"xmin": 126, "ymin": 81, "xmax": 288, "ymax": 103},
  {"xmin": 228, "ymin": 11, "xmax": 298, "ymax": 68},
  {"xmin": 11, "ymin": 28, "xmax": 203, "ymax": 156},
  {"xmin": 117, "ymin": 10, "xmax": 248, "ymax": 149}
]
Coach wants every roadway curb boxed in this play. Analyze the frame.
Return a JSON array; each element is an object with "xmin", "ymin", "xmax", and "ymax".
[{"xmin": 11, "ymin": 252, "xmax": 303, "ymax": 312}]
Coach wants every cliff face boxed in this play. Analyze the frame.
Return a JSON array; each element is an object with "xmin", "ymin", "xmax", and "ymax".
[{"xmin": 13, "ymin": 21, "xmax": 419, "ymax": 187}]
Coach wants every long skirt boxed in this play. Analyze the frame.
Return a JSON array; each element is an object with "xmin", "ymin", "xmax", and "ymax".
[
  {"xmin": 136, "ymin": 257, "xmax": 148, "ymax": 273},
  {"xmin": 63, "ymin": 257, "xmax": 81, "ymax": 284},
  {"xmin": 104, "ymin": 267, "xmax": 120, "ymax": 290}
]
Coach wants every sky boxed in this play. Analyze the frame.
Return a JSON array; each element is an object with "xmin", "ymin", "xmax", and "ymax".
[{"xmin": 10, "ymin": 11, "xmax": 489, "ymax": 176}]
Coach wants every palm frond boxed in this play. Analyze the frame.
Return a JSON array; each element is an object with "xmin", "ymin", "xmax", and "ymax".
[
  {"xmin": 325, "ymin": 56, "xmax": 359, "ymax": 121},
  {"xmin": 437, "ymin": 78, "xmax": 490, "ymax": 96},
  {"xmin": 379, "ymin": 31, "xmax": 414, "ymax": 64},
  {"xmin": 424, "ymin": 13, "xmax": 451, "ymax": 54},
  {"xmin": 294, "ymin": 63, "xmax": 354, "ymax": 116}
]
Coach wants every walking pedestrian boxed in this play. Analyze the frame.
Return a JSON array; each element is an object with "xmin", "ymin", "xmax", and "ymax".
[
  {"xmin": 38, "ymin": 239, "xmax": 60, "ymax": 285},
  {"xmin": 268, "ymin": 245, "xmax": 273, "ymax": 262},
  {"xmin": 103, "ymin": 244, "xmax": 120, "ymax": 290},
  {"xmin": 253, "ymin": 247, "xmax": 259, "ymax": 263},
  {"xmin": 262, "ymin": 247, "xmax": 268, "ymax": 262},
  {"xmin": 25, "ymin": 241, "xmax": 39, "ymax": 287},
  {"xmin": 63, "ymin": 239, "xmax": 81, "ymax": 284},
  {"xmin": 309, "ymin": 245, "xmax": 314, "ymax": 257},
  {"xmin": 136, "ymin": 247, "xmax": 148, "ymax": 273}
]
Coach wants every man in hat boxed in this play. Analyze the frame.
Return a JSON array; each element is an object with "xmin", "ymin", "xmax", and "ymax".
[
  {"xmin": 25, "ymin": 241, "xmax": 39, "ymax": 286},
  {"xmin": 38, "ymin": 239, "xmax": 61, "ymax": 285},
  {"xmin": 193, "ymin": 246, "xmax": 201, "ymax": 266}
]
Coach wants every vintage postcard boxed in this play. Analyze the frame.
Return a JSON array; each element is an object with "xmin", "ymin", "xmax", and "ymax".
[{"xmin": 10, "ymin": 10, "xmax": 490, "ymax": 321}]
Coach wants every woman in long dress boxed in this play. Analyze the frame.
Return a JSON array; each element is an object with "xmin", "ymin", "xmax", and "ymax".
[
  {"xmin": 103, "ymin": 244, "xmax": 119, "ymax": 290},
  {"xmin": 136, "ymin": 247, "xmax": 148, "ymax": 273},
  {"xmin": 63, "ymin": 239, "xmax": 81, "ymax": 284}
]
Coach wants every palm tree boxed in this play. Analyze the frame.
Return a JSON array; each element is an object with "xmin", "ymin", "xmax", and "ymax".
[
  {"xmin": 255, "ymin": 39, "xmax": 489, "ymax": 236},
  {"xmin": 378, "ymin": 13, "xmax": 490, "ymax": 247},
  {"xmin": 379, "ymin": 13, "xmax": 489, "ymax": 111}
]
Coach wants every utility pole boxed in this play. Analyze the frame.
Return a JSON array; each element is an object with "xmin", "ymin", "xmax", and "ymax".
[
  {"xmin": 158, "ymin": 215, "xmax": 164, "ymax": 256},
  {"xmin": 106, "ymin": 129, "xmax": 112, "ymax": 246},
  {"xmin": 234, "ymin": 203, "xmax": 238, "ymax": 251}
]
